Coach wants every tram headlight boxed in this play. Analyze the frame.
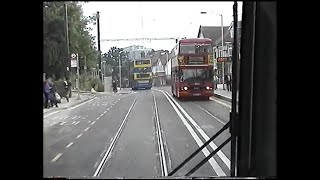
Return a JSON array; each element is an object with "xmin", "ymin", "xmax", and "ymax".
[
  {"xmin": 206, "ymin": 86, "xmax": 212, "ymax": 90},
  {"xmin": 183, "ymin": 86, "xmax": 188, "ymax": 90}
]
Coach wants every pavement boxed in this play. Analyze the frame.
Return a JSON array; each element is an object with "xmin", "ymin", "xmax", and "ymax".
[
  {"xmin": 43, "ymin": 91, "xmax": 115, "ymax": 115},
  {"xmin": 43, "ymin": 86, "xmax": 232, "ymax": 178},
  {"xmin": 213, "ymin": 84, "xmax": 238, "ymax": 103}
]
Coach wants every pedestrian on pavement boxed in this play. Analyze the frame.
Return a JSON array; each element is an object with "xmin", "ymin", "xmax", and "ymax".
[
  {"xmin": 62, "ymin": 78, "xmax": 70, "ymax": 102},
  {"xmin": 214, "ymin": 75, "xmax": 218, "ymax": 90},
  {"xmin": 43, "ymin": 80, "xmax": 50, "ymax": 108},
  {"xmin": 226, "ymin": 74, "xmax": 232, "ymax": 91},
  {"xmin": 112, "ymin": 80, "xmax": 117, "ymax": 93},
  {"xmin": 48, "ymin": 81, "xmax": 59, "ymax": 107},
  {"xmin": 67, "ymin": 78, "xmax": 72, "ymax": 98}
]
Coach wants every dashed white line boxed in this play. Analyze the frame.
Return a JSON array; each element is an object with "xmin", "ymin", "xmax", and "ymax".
[
  {"xmin": 84, "ymin": 127, "xmax": 90, "ymax": 131},
  {"xmin": 76, "ymin": 134, "xmax": 83, "ymax": 138},
  {"xmin": 74, "ymin": 121, "xmax": 80, "ymax": 125},
  {"xmin": 72, "ymin": 116, "xmax": 77, "ymax": 120},
  {"xmin": 91, "ymin": 121, "xmax": 96, "ymax": 125},
  {"xmin": 66, "ymin": 142, "xmax": 74, "ymax": 148},
  {"xmin": 51, "ymin": 153, "xmax": 63, "ymax": 162},
  {"xmin": 99, "ymin": 114, "xmax": 103, "ymax": 117},
  {"xmin": 60, "ymin": 122, "xmax": 66, "ymax": 125},
  {"xmin": 107, "ymin": 108, "xmax": 110, "ymax": 110},
  {"xmin": 44, "ymin": 111, "xmax": 61, "ymax": 118},
  {"xmin": 96, "ymin": 117, "xmax": 100, "ymax": 120},
  {"xmin": 104, "ymin": 110, "xmax": 107, "ymax": 113},
  {"xmin": 68, "ymin": 98, "xmax": 95, "ymax": 110},
  {"xmin": 71, "ymin": 121, "xmax": 76, "ymax": 125}
]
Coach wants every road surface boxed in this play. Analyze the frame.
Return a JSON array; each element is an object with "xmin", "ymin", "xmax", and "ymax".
[{"xmin": 43, "ymin": 87, "xmax": 232, "ymax": 178}]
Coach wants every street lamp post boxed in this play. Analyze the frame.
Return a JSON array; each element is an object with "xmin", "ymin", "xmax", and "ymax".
[
  {"xmin": 119, "ymin": 55, "xmax": 122, "ymax": 90},
  {"xmin": 200, "ymin": 11, "xmax": 225, "ymax": 90},
  {"xmin": 76, "ymin": 53, "xmax": 81, "ymax": 100},
  {"xmin": 64, "ymin": 3, "xmax": 70, "ymax": 80}
]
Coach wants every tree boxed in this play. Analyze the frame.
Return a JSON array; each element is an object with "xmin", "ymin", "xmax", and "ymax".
[
  {"xmin": 102, "ymin": 47, "xmax": 130, "ymax": 81},
  {"xmin": 43, "ymin": 2, "xmax": 97, "ymax": 80}
]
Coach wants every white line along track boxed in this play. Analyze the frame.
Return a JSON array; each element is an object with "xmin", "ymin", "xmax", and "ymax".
[
  {"xmin": 152, "ymin": 91, "xmax": 168, "ymax": 176},
  {"xmin": 92, "ymin": 94, "xmax": 139, "ymax": 177},
  {"xmin": 157, "ymin": 89, "xmax": 228, "ymax": 176},
  {"xmin": 162, "ymin": 90, "xmax": 231, "ymax": 170}
]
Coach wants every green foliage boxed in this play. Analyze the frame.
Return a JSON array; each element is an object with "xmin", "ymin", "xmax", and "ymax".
[
  {"xmin": 102, "ymin": 46, "xmax": 130, "ymax": 81},
  {"xmin": 43, "ymin": 2, "xmax": 97, "ymax": 79}
]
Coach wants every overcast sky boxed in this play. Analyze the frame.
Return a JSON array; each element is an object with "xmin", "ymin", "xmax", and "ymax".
[{"xmin": 82, "ymin": 1, "xmax": 242, "ymax": 53}]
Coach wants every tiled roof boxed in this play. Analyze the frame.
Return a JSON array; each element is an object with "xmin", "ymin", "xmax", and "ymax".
[{"xmin": 197, "ymin": 26, "xmax": 233, "ymax": 46}]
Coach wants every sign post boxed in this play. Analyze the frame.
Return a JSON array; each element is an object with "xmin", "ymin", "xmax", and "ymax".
[
  {"xmin": 76, "ymin": 53, "xmax": 81, "ymax": 100},
  {"xmin": 71, "ymin": 53, "xmax": 81, "ymax": 100}
]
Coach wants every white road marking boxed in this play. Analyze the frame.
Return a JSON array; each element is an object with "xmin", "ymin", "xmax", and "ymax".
[
  {"xmin": 84, "ymin": 127, "xmax": 90, "ymax": 131},
  {"xmin": 107, "ymin": 108, "xmax": 110, "ymax": 110},
  {"xmin": 96, "ymin": 117, "xmax": 100, "ymax": 120},
  {"xmin": 60, "ymin": 122, "xmax": 66, "ymax": 125},
  {"xmin": 160, "ymin": 90, "xmax": 226, "ymax": 176},
  {"xmin": 163, "ymin": 90, "xmax": 231, "ymax": 170},
  {"xmin": 94, "ymin": 161, "xmax": 99, "ymax": 168},
  {"xmin": 93, "ymin": 95, "xmax": 139, "ymax": 177},
  {"xmin": 76, "ymin": 134, "xmax": 83, "ymax": 138},
  {"xmin": 104, "ymin": 110, "xmax": 107, "ymax": 113},
  {"xmin": 44, "ymin": 111, "xmax": 61, "ymax": 118},
  {"xmin": 99, "ymin": 114, "xmax": 103, "ymax": 117},
  {"xmin": 50, "ymin": 122, "xmax": 58, "ymax": 126},
  {"xmin": 91, "ymin": 121, "xmax": 96, "ymax": 125},
  {"xmin": 66, "ymin": 142, "xmax": 74, "ymax": 148},
  {"xmin": 63, "ymin": 116, "xmax": 68, "ymax": 120},
  {"xmin": 71, "ymin": 121, "xmax": 76, "ymax": 125},
  {"xmin": 51, "ymin": 153, "xmax": 63, "ymax": 162},
  {"xmin": 44, "ymin": 98, "xmax": 96, "ymax": 119},
  {"xmin": 74, "ymin": 121, "xmax": 80, "ymax": 125},
  {"xmin": 210, "ymin": 97, "xmax": 231, "ymax": 109},
  {"xmin": 193, "ymin": 103, "xmax": 226, "ymax": 125},
  {"xmin": 69, "ymin": 98, "xmax": 95, "ymax": 110},
  {"xmin": 152, "ymin": 92, "xmax": 168, "ymax": 176},
  {"xmin": 72, "ymin": 116, "xmax": 77, "ymax": 120}
]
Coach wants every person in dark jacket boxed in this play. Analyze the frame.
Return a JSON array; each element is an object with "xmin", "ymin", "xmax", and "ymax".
[
  {"xmin": 48, "ymin": 81, "xmax": 59, "ymax": 107},
  {"xmin": 225, "ymin": 74, "xmax": 232, "ymax": 91},
  {"xmin": 43, "ymin": 80, "xmax": 50, "ymax": 108},
  {"xmin": 112, "ymin": 80, "xmax": 117, "ymax": 93}
]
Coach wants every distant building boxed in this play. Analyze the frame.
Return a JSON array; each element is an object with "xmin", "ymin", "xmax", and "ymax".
[
  {"xmin": 147, "ymin": 50, "xmax": 170, "ymax": 86},
  {"xmin": 123, "ymin": 45, "xmax": 153, "ymax": 60},
  {"xmin": 197, "ymin": 25, "xmax": 233, "ymax": 80}
]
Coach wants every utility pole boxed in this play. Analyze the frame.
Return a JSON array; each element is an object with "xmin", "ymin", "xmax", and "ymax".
[
  {"xmin": 119, "ymin": 55, "xmax": 122, "ymax": 90},
  {"xmin": 97, "ymin": 11, "xmax": 102, "ymax": 81},
  {"xmin": 84, "ymin": 56, "xmax": 87, "ymax": 76},
  {"xmin": 76, "ymin": 53, "xmax": 81, "ymax": 100},
  {"xmin": 221, "ymin": 14, "xmax": 226, "ymax": 90},
  {"xmin": 64, "ymin": 2, "xmax": 70, "ymax": 79}
]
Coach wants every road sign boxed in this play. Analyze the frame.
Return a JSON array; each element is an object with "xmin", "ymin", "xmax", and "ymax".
[
  {"xmin": 71, "ymin": 60, "xmax": 77, "ymax": 67},
  {"xmin": 217, "ymin": 57, "xmax": 228, "ymax": 62},
  {"xmin": 70, "ymin": 53, "xmax": 78, "ymax": 67}
]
